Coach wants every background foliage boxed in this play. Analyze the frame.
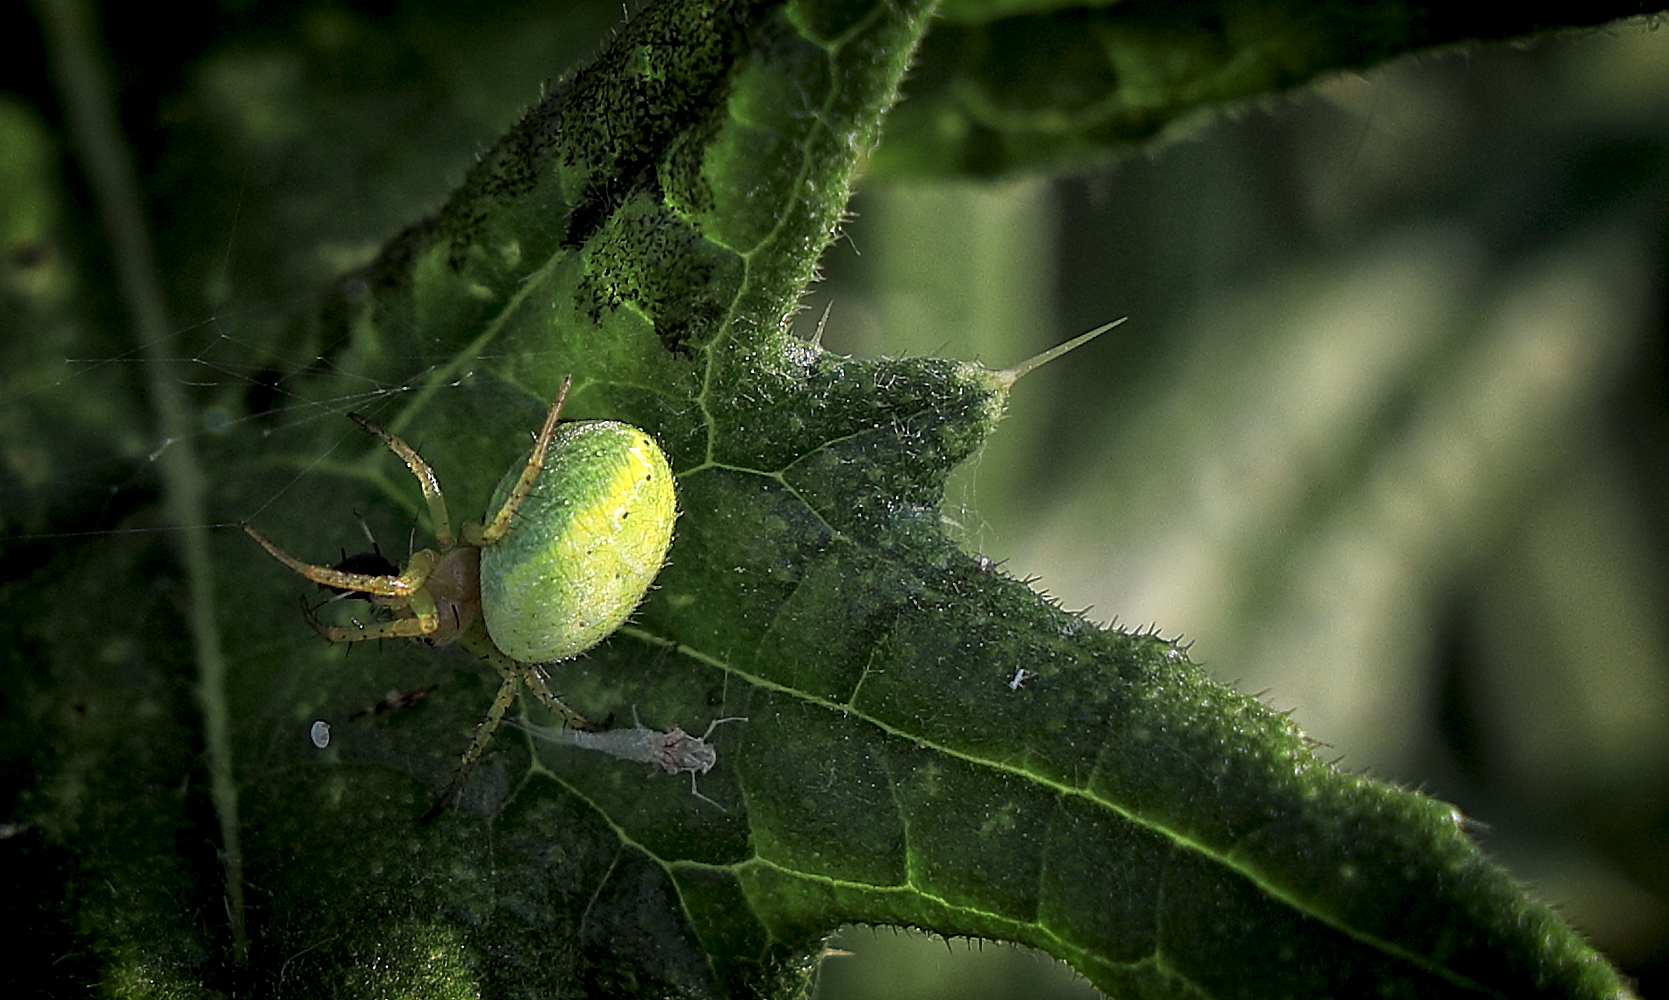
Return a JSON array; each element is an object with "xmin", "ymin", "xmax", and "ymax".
[{"xmin": 814, "ymin": 19, "xmax": 1669, "ymax": 997}]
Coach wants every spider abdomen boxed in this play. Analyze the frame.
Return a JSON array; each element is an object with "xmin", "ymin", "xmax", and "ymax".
[{"xmin": 479, "ymin": 420, "xmax": 677, "ymax": 663}]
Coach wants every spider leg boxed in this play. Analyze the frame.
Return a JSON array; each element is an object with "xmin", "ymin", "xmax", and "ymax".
[
  {"xmin": 421, "ymin": 625, "xmax": 592, "ymax": 821},
  {"xmin": 421, "ymin": 668, "xmax": 519, "ymax": 823},
  {"xmin": 475, "ymin": 375, "xmax": 572, "ymax": 547},
  {"xmin": 244, "ymin": 523, "xmax": 436, "ymax": 598},
  {"xmin": 300, "ymin": 589, "xmax": 445, "ymax": 644},
  {"xmin": 522, "ymin": 665, "xmax": 593, "ymax": 731},
  {"xmin": 245, "ymin": 523, "xmax": 446, "ymax": 641},
  {"xmin": 459, "ymin": 628, "xmax": 590, "ymax": 729},
  {"xmin": 347, "ymin": 412, "xmax": 457, "ymax": 549}
]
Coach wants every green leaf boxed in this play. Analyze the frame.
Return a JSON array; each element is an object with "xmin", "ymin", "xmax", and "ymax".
[
  {"xmin": 2, "ymin": 0, "xmax": 1648, "ymax": 997},
  {"xmin": 876, "ymin": 0, "xmax": 1666, "ymax": 177}
]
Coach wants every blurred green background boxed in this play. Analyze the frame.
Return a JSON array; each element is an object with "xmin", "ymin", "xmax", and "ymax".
[{"xmin": 811, "ymin": 20, "xmax": 1669, "ymax": 1000}]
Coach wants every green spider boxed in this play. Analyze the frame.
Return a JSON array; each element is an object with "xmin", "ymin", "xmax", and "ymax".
[{"xmin": 245, "ymin": 375, "xmax": 678, "ymax": 818}]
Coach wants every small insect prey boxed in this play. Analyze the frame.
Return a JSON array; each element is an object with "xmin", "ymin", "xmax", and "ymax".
[
  {"xmin": 348, "ymin": 684, "xmax": 439, "ymax": 722},
  {"xmin": 510, "ymin": 714, "xmax": 746, "ymax": 808}
]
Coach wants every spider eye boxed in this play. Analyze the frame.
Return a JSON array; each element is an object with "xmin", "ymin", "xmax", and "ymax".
[{"xmin": 478, "ymin": 420, "xmax": 677, "ymax": 663}]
